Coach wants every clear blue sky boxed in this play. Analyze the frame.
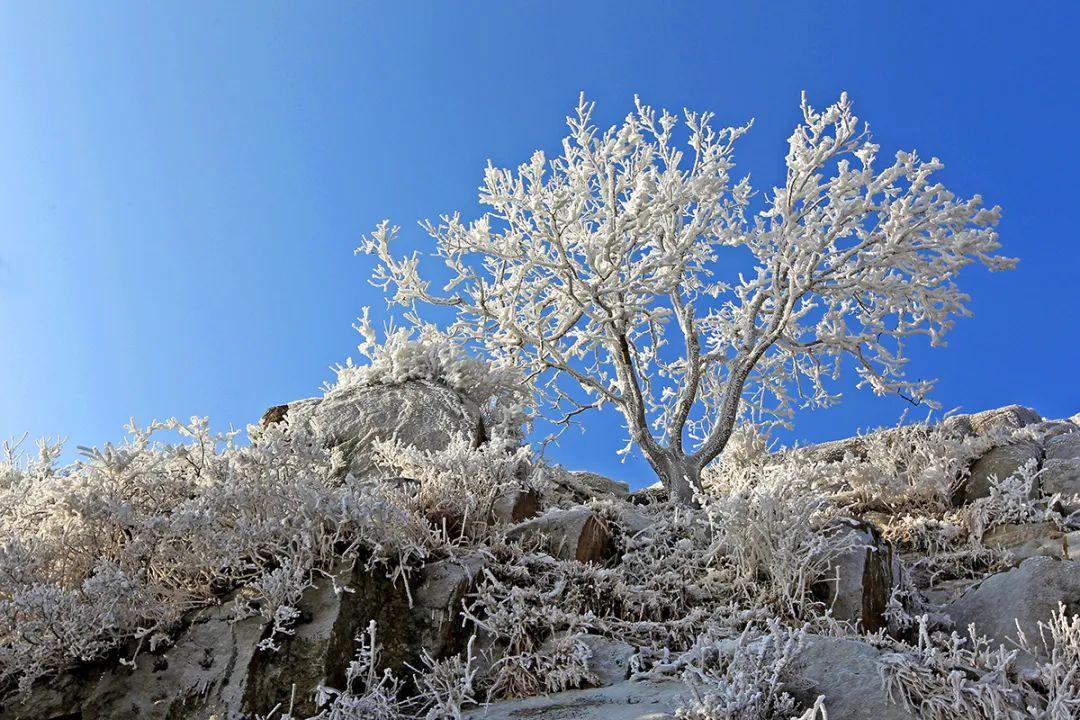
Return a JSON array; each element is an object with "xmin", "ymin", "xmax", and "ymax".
[{"xmin": 2, "ymin": 2, "xmax": 1078, "ymax": 486}]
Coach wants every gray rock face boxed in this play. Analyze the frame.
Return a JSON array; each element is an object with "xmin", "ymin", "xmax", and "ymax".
[
  {"xmin": 0, "ymin": 565, "xmax": 412, "ymax": 720},
  {"xmin": 490, "ymin": 487, "xmax": 540, "ymax": 525},
  {"xmin": 813, "ymin": 519, "xmax": 902, "ymax": 633},
  {"xmin": 506, "ymin": 507, "xmax": 615, "ymax": 563},
  {"xmin": 782, "ymin": 636, "xmax": 917, "ymax": 720},
  {"xmin": 961, "ymin": 440, "xmax": 1043, "ymax": 503},
  {"xmin": 1041, "ymin": 432, "xmax": 1080, "ymax": 509},
  {"xmin": 946, "ymin": 557, "xmax": 1080, "ymax": 662},
  {"xmin": 242, "ymin": 563, "xmax": 413, "ymax": 718},
  {"xmin": 981, "ymin": 522, "xmax": 1080, "ymax": 566},
  {"xmin": 412, "ymin": 554, "xmax": 487, "ymax": 661},
  {"xmin": 0, "ymin": 604, "xmax": 266, "ymax": 720},
  {"xmin": 461, "ymin": 679, "xmax": 685, "ymax": 720}
]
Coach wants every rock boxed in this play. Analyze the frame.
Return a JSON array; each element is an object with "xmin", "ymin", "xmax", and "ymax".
[
  {"xmin": 781, "ymin": 635, "xmax": 917, "ymax": 720},
  {"xmin": 967, "ymin": 405, "xmax": 1042, "ymax": 435},
  {"xmin": 412, "ymin": 554, "xmax": 487, "ymax": 660},
  {"xmin": 982, "ymin": 521, "xmax": 1078, "ymax": 565},
  {"xmin": 0, "ymin": 604, "xmax": 266, "ymax": 720},
  {"xmin": 241, "ymin": 562, "xmax": 413, "ymax": 718},
  {"xmin": 261, "ymin": 397, "xmax": 321, "ymax": 431},
  {"xmin": 946, "ymin": 556, "xmax": 1080, "ymax": 663},
  {"xmin": 461, "ymin": 679, "xmax": 684, "ymax": 720},
  {"xmin": 959, "ymin": 440, "xmax": 1042, "ymax": 503},
  {"xmin": 0, "ymin": 564, "xmax": 413, "ymax": 720},
  {"xmin": 544, "ymin": 468, "xmax": 632, "ymax": 505},
  {"xmin": 1041, "ymin": 432, "xmax": 1080, "ymax": 510},
  {"xmin": 538, "ymin": 634, "xmax": 635, "ymax": 687},
  {"xmin": 567, "ymin": 471, "xmax": 631, "ymax": 498},
  {"xmin": 506, "ymin": 507, "xmax": 614, "ymax": 563},
  {"xmin": 311, "ymin": 380, "xmax": 484, "ymax": 479},
  {"xmin": 812, "ymin": 519, "xmax": 902, "ymax": 632},
  {"xmin": 1042, "ymin": 460, "xmax": 1080, "ymax": 509},
  {"xmin": 609, "ymin": 501, "xmax": 655, "ymax": 537},
  {"xmin": 1027, "ymin": 421, "xmax": 1079, "ymax": 443},
  {"xmin": 796, "ymin": 434, "xmax": 874, "ymax": 464},
  {"xmin": 1045, "ymin": 431, "xmax": 1080, "ymax": 462},
  {"xmin": 490, "ymin": 487, "xmax": 540, "ymax": 524},
  {"xmin": 940, "ymin": 414, "xmax": 975, "ymax": 437},
  {"xmin": 580, "ymin": 635, "xmax": 635, "ymax": 686}
]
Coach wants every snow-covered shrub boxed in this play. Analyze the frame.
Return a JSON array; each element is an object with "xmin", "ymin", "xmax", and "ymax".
[
  {"xmin": 300, "ymin": 624, "xmax": 479, "ymax": 720},
  {"xmin": 960, "ymin": 460, "xmax": 1060, "ymax": 538},
  {"xmin": 370, "ymin": 435, "xmax": 534, "ymax": 541},
  {"xmin": 306, "ymin": 620, "xmax": 408, "ymax": 720},
  {"xmin": 879, "ymin": 605, "xmax": 1080, "ymax": 720},
  {"xmin": 676, "ymin": 622, "xmax": 808, "ymax": 720},
  {"xmin": 1016, "ymin": 603, "xmax": 1080, "ymax": 719},
  {"xmin": 703, "ymin": 483, "xmax": 852, "ymax": 621},
  {"xmin": 0, "ymin": 418, "xmax": 441, "ymax": 692},
  {"xmin": 333, "ymin": 312, "xmax": 531, "ymax": 442}
]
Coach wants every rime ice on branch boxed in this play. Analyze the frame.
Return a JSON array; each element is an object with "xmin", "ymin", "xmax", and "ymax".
[{"xmin": 361, "ymin": 92, "xmax": 1014, "ymax": 503}]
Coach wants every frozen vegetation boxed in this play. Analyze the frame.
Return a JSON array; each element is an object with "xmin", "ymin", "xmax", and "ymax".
[{"xmin": 3, "ymin": 95, "xmax": 1076, "ymax": 719}]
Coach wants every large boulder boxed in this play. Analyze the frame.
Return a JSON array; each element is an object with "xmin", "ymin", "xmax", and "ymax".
[
  {"xmin": 0, "ymin": 604, "xmax": 266, "ymax": 720},
  {"xmin": 812, "ymin": 519, "xmax": 902, "ymax": 632},
  {"xmin": 263, "ymin": 380, "xmax": 485, "ymax": 480},
  {"xmin": 959, "ymin": 440, "xmax": 1042, "ymax": 503},
  {"xmin": 537, "ymin": 634, "xmax": 635, "ymax": 688},
  {"xmin": 782, "ymin": 636, "xmax": 917, "ymax": 720},
  {"xmin": 506, "ymin": 507, "xmax": 615, "ymax": 563},
  {"xmin": 945, "ymin": 556, "xmax": 1080, "ymax": 663}
]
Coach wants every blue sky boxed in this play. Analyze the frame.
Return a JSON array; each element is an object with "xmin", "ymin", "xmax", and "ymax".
[{"xmin": 1, "ymin": 2, "xmax": 1078, "ymax": 486}]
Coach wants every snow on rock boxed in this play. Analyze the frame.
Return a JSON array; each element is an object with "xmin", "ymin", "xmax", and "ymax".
[
  {"xmin": 461, "ymin": 679, "xmax": 685, "ymax": 720},
  {"xmin": 966, "ymin": 404, "xmax": 1042, "ymax": 435}
]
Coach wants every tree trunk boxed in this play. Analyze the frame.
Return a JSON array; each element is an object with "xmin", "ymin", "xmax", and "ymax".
[{"xmin": 658, "ymin": 453, "xmax": 703, "ymax": 505}]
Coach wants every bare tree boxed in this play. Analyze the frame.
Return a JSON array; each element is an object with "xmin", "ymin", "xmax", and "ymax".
[{"xmin": 360, "ymin": 93, "xmax": 1014, "ymax": 503}]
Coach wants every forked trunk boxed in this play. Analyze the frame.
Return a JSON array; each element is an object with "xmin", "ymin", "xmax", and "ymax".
[{"xmin": 658, "ymin": 454, "xmax": 703, "ymax": 505}]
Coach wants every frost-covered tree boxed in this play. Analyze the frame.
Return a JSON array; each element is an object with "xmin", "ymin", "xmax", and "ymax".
[{"xmin": 361, "ymin": 93, "xmax": 1013, "ymax": 503}]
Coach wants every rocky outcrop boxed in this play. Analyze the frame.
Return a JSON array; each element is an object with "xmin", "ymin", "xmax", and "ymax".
[
  {"xmin": 411, "ymin": 554, "xmax": 487, "ymax": 661},
  {"xmin": 967, "ymin": 405, "xmax": 1042, "ymax": 435},
  {"xmin": 1041, "ymin": 431, "xmax": 1080, "ymax": 511},
  {"xmin": 981, "ymin": 521, "xmax": 1078, "ymax": 565},
  {"xmin": 946, "ymin": 556, "xmax": 1080, "ymax": 663}
]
